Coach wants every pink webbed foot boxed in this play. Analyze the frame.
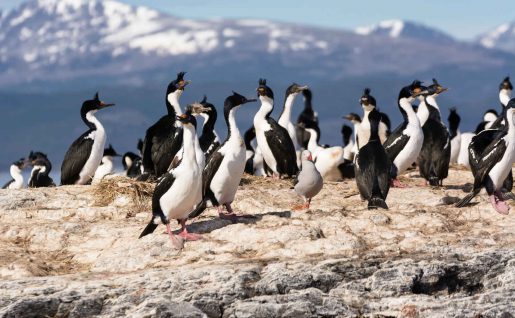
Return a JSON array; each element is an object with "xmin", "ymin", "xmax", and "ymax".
[
  {"xmin": 490, "ymin": 192, "xmax": 510, "ymax": 215},
  {"xmin": 178, "ymin": 220, "xmax": 202, "ymax": 241},
  {"xmin": 292, "ymin": 198, "xmax": 311, "ymax": 211},
  {"xmin": 390, "ymin": 179, "xmax": 407, "ymax": 188},
  {"xmin": 218, "ymin": 204, "xmax": 246, "ymax": 222}
]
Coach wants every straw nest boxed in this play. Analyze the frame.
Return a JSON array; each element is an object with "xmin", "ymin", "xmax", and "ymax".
[{"xmin": 92, "ymin": 176, "xmax": 154, "ymax": 213}]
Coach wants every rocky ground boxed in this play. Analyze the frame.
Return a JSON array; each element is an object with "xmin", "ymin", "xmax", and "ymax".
[{"xmin": 0, "ymin": 167, "xmax": 514, "ymax": 317}]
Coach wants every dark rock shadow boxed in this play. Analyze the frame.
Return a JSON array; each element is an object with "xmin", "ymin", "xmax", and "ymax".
[
  {"xmin": 444, "ymin": 183, "xmax": 473, "ymax": 192},
  {"xmin": 177, "ymin": 210, "xmax": 292, "ymax": 235}
]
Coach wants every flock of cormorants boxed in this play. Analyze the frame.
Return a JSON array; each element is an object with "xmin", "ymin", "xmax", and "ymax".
[{"xmin": 2, "ymin": 73, "xmax": 514, "ymax": 247}]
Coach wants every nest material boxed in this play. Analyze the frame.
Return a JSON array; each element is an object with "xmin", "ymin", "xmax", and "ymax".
[{"xmin": 92, "ymin": 176, "xmax": 154, "ymax": 212}]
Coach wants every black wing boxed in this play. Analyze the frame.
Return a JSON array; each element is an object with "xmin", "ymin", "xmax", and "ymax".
[
  {"xmin": 265, "ymin": 118, "xmax": 298, "ymax": 176},
  {"xmin": 2, "ymin": 179, "xmax": 14, "ymax": 189},
  {"xmin": 383, "ymin": 122, "xmax": 409, "ymax": 162},
  {"xmin": 201, "ymin": 147, "xmax": 225, "ymax": 196},
  {"xmin": 152, "ymin": 172, "xmax": 176, "ymax": 223},
  {"xmin": 61, "ymin": 130, "xmax": 94, "ymax": 185},
  {"xmin": 205, "ymin": 141, "xmax": 221, "ymax": 162},
  {"xmin": 469, "ymin": 129, "xmax": 503, "ymax": 175},
  {"xmin": 472, "ymin": 136, "xmax": 507, "ymax": 189}
]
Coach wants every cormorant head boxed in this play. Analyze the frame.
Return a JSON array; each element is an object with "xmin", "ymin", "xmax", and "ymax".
[
  {"xmin": 483, "ymin": 109, "xmax": 498, "ymax": 123},
  {"xmin": 399, "ymin": 80, "xmax": 423, "ymax": 101},
  {"xmin": 12, "ymin": 158, "xmax": 27, "ymax": 170},
  {"xmin": 416, "ymin": 78, "xmax": 448, "ymax": 98},
  {"xmin": 186, "ymin": 103, "xmax": 211, "ymax": 117},
  {"xmin": 360, "ymin": 88, "xmax": 377, "ymax": 111},
  {"xmin": 176, "ymin": 113, "xmax": 197, "ymax": 128},
  {"xmin": 82, "ymin": 92, "xmax": 115, "ymax": 114},
  {"xmin": 343, "ymin": 113, "xmax": 362, "ymax": 124},
  {"xmin": 167, "ymin": 72, "xmax": 190, "ymax": 95},
  {"xmin": 286, "ymin": 83, "xmax": 309, "ymax": 97},
  {"xmin": 500, "ymin": 76, "xmax": 513, "ymax": 91},
  {"xmin": 257, "ymin": 78, "xmax": 274, "ymax": 101},
  {"xmin": 103, "ymin": 144, "xmax": 119, "ymax": 157}
]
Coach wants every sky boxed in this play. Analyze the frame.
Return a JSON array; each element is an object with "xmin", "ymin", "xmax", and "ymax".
[{"xmin": 1, "ymin": 0, "xmax": 514, "ymax": 40}]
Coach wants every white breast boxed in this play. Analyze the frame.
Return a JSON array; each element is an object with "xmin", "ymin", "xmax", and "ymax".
[
  {"xmin": 254, "ymin": 119, "xmax": 278, "ymax": 174},
  {"xmin": 488, "ymin": 137, "xmax": 515, "ymax": 190},
  {"xmin": 457, "ymin": 132, "xmax": 474, "ymax": 167},
  {"xmin": 160, "ymin": 162, "xmax": 202, "ymax": 221},
  {"xmin": 210, "ymin": 139, "xmax": 246, "ymax": 204},
  {"xmin": 93, "ymin": 156, "xmax": 114, "ymax": 183},
  {"xmin": 393, "ymin": 124, "xmax": 424, "ymax": 175},
  {"xmin": 77, "ymin": 112, "xmax": 106, "ymax": 185}
]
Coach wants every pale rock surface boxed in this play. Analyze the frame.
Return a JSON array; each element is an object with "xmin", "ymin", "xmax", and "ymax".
[{"xmin": 0, "ymin": 168, "xmax": 514, "ymax": 317}]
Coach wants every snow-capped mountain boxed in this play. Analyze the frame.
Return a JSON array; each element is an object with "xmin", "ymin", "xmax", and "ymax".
[
  {"xmin": 477, "ymin": 22, "xmax": 515, "ymax": 52},
  {"xmin": 0, "ymin": 0, "xmax": 509, "ymax": 88},
  {"xmin": 355, "ymin": 20, "xmax": 455, "ymax": 44}
]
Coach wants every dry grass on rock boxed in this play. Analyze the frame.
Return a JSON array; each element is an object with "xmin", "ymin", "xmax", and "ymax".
[{"xmin": 92, "ymin": 177, "xmax": 154, "ymax": 214}]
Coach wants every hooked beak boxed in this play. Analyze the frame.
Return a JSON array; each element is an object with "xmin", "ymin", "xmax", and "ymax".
[
  {"xmin": 437, "ymin": 87, "xmax": 448, "ymax": 94},
  {"xmin": 297, "ymin": 85, "xmax": 309, "ymax": 92},
  {"xmin": 179, "ymin": 80, "xmax": 192, "ymax": 90},
  {"xmin": 99, "ymin": 101, "xmax": 115, "ymax": 108},
  {"xmin": 343, "ymin": 114, "xmax": 352, "ymax": 120},
  {"xmin": 245, "ymin": 98, "xmax": 257, "ymax": 103}
]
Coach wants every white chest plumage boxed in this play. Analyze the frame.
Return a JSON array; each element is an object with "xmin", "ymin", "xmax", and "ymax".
[
  {"xmin": 8, "ymin": 165, "xmax": 24, "ymax": 189},
  {"xmin": 211, "ymin": 137, "xmax": 246, "ymax": 204},
  {"xmin": 77, "ymin": 111, "xmax": 106, "ymax": 185},
  {"xmin": 254, "ymin": 101, "xmax": 278, "ymax": 174},
  {"xmin": 93, "ymin": 156, "xmax": 114, "ymax": 182},
  {"xmin": 488, "ymin": 133, "xmax": 515, "ymax": 190},
  {"xmin": 394, "ymin": 99, "xmax": 424, "ymax": 174}
]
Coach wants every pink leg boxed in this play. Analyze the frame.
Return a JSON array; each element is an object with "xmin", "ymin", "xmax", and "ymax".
[
  {"xmin": 218, "ymin": 203, "xmax": 242, "ymax": 222},
  {"xmin": 390, "ymin": 179, "xmax": 407, "ymax": 188},
  {"xmin": 178, "ymin": 219, "xmax": 202, "ymax": 241},
  {"xmin": 272, "ymin": 173, "xmax": 280, "ymax": 180},
  {"xmin": 490, "ymin": 191, "xmax": 510, "ymax": 215},
  {"xmin": 166, "ymin": 223, "xmax": 184, "ymax": 249}
]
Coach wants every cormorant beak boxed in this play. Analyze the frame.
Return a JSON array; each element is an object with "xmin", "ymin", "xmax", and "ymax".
[
  {"xmin": 297, "ymin": 85, "xmax": 309, "ymax": 93},
  {"xmin": 190, "ymin": 103, "xmax": 210, "ymax": 115},
  {"xmin": 343, "ymin": 114, "xmax": 352, "ymax": 120},
  {"xmin": 178, "ymin": 80, "xmax": 191, "ymax": 90},
  {"xmin": 245, "ymin": 98, "xmax": 257, "ymax": 104},
  {"xmin": 436, "ymin": 86, "xmax": 448, "ymax": 94},
  {"xmin": 99, "ymin": 101, "xmax": 115, "ymax": 108}
]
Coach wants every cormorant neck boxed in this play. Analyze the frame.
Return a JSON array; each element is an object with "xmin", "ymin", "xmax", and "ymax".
[
  {"xmin": 257, "ymin": 96, "xmax": 274, "ymax": 119},
  {"xmin": 166, "ymin": 91, "xmax": 183, "ymax": 115},
  {"xmin": 10, "ymin": 166, "xmax": 23, "ymax": 184},
  {"xmin": 225, "ymin": 106, "xmax": 241, "ymax": 140},
  {"xmin": 500, "ymin": 89, "xmax": 512, "ymax": 107},
  {"xmin": 399, "ymin": 97, "xmax": 419, "ymax": 125},
  {"xmin": 279, "ymin": 93, "xmax": 297, "ymax": 126},
  {"xmin": 200, "ymin": 112, "xmax": 217, "ymax": 136},
  {"xmin": 82, "ymin": 110, "xmax": 103, "ymax": 131},
  {"xmin": 181, "ymin": 124, "xmax": 197, "ymax": 166},
  {"xmin": 307, "ymin": 130, "xmax": 319, "ymax": 151}
]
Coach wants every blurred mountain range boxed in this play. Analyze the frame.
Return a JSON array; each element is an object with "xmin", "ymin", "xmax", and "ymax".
[{"xmin": 0, "ymin": 0, "xmax": 514, "ymax": 177}]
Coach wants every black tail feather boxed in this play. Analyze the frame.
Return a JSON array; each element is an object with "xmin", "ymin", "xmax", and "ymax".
[
  {"xmin": 188, "ymin": 199, "xmax": 208, "ymax": 219},
  {"xmin": 139, "ymin": 221, "xmax": 158, "ymax": 238},
  {"xmin": 455, "ymin": 189, "xmax": 480, "ymax": 208},
  {"xmin": 368, "ymin": 197, "xmax": 388, "ymax": 209}
]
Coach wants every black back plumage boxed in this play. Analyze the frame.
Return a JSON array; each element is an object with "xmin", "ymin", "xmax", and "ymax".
[
  {"xmin": 354, "ymin": 105, "xmax": 390, "ymax": 209},
  {"xmin": 448, "ymin": 108, "xmax": 460, "ymax": 139},
  {"xmin": 244, "ymin": 127, "xmax": 256, "ymax": 174},
  {"xmin": 140, "ymin": 72, "xmax": 187, "ymax": 179},
  {"xmin": 28, "ymin": 151, "xmax": 55, "ymax": 188},
  {"xmin": 198, "ymin": 96, "xmax": 220, "ymax": 159},
  {"xmin": 417, "ymin": 80, "xmax": 451, "ymax": 186}
]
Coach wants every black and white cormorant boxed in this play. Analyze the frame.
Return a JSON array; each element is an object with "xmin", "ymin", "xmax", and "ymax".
[
  {"xmin": 189, "ymin": 92, "xmax": 257, "ymax": 221},
  {"xmin": 415, "ymin": 79, "xmax": 451, "ymax": 186},
  {"xmin": 278, "ymin": 83, "xmax": 308, "ymax": 149},
  {"xmin": 475, "ymin": 109, "xmax": 499, "ymax": 134},
  {"xmin": 383, "ymin": 81, "xmax": 424, "ymax": 187},
  {"xmin": 28, "ymin": 151, "xmax": 55, "ymax": 188},
  {"xmin": 61, "ymin": 93, "xmax": 115, "ymax": 185},
  {"xmin": 344, "ymin": 112, "xmax": 362, "ymax": 158},
  {"xmin": 122, "ymin": 139, "xmax": 143, "ymax": 178},
  {"xmin": 93, "ymin": 144, "xmax": 119, "ymax": 182},
  {"xmin": 197, "ymin": 95, "xmax": 220, "ymax": 159},
  {"xmin": 296, "ymin": 88, "xmax": 320, "ymax": 149},
  {"xmin": 2, "ymin": 158, "xmax": 26, "ymax": 189},
  {"xmin": 243, "ymin": 127, "xmax": 256, "ymax": 175},
  {"xmin": 448, "ymin": 108, "xmax": 461, "ymax": 164},
  {"xmin": 139, "ymin": 113, "xmax": 203, "ymax": 249},
  {"xmin": 341, "ymin": 124, "xmax": 355, "ymax": 161},
  {"xmin": 457, "ymin": 98, "xmax": 515, "ymax": 214},
  {"xmin": 488, "ymin": 76, "xmax": 512, "ymax": 130},
  {"xmin": 140, "ymin": 72, "xmax": 190, "ymax": 180},
  {"xmin": 254, "ymin": 79, "xmax": 298, "ymax": 178},
  {"xmin": 354, "ymin": 88, "xmax": 391, "ymax": 209}
]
